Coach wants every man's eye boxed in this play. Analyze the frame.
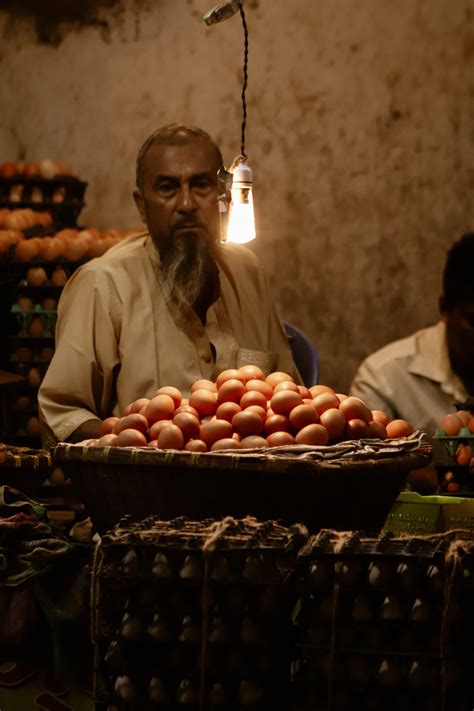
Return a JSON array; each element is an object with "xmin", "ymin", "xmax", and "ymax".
[
  {"xmin": 194, "ymin": 179, "xmax": 213, "ymax": 190},
  {"xmin": 158, "ymin": 183, "xmax": 177, "ymax": 193}
]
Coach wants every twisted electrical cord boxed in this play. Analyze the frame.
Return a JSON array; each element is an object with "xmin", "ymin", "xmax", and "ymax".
[{"xmin": 238, "ymin": 1, "xmax": 249, "ymax": 161}]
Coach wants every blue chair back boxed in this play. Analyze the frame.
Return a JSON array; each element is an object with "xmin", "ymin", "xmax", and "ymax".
[{"xmin": 284, "ymin": 322, "xmax": 319, "ymax": 387}]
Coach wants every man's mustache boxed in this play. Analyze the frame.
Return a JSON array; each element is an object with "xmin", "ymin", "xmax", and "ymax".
[{"xmin": 171, "ymin": 219, "xmax": 206, "ymax": 232}]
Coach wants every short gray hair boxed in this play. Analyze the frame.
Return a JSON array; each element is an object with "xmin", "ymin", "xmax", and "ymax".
[{"xmin": 135, "ymin": 124, "xmax": 224, "ymax": 190}]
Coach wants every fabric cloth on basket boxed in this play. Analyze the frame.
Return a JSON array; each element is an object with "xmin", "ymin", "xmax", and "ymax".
[
  {"xmin": 39, "ymin": 233, "xmax": 299, "ymax": 446},
  {"xmin": 350, "ymin": 321, "xmax": 469, "ymax": 436}
]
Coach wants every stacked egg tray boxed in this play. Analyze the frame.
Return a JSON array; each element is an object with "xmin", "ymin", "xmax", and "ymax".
[
  {"xmin": 91, "ymin": 516, "xmax": 308, "ymax": 711},
  {"xmin": 291, "ymin": 529, "xmax": 474, "ymax": 711},
  {"xmin": 433, "ymin": 427, "xmax": 474, "ymax": 494},
  {"xmin": 0, "ymin": 176, "xmax": 87, "ymax": 227}
]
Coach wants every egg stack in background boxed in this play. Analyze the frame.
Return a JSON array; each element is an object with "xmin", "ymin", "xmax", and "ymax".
[{"xmin": 0, "ymin": 159, "xmax": 141, "ymax": 450}]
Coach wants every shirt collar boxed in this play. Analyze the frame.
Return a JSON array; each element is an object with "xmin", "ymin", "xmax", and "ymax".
[{"xmin": 408, "ymin": 321, "xmax": 468, "ymax": 401}]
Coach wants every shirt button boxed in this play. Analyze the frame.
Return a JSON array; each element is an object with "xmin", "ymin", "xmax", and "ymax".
[{"xmin": 202, "ymin": 354, "xmax": 211, "ymax": 363}]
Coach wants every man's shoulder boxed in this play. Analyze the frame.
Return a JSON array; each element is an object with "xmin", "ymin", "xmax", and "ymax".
[
  {"xmin": 76, "ymin": 233, "xmax": 148, "ymax": 277},
  {"xmin": 219, "ymin": 243, "xmax": 263, "ymax": 271},
  {"xmin": 362, "ymin": 324, "xmax": 438, "ymax": 370}
]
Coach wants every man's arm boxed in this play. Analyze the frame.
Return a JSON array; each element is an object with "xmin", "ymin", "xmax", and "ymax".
[{"xmin": 68, "ymin": 418, "xmax": 102, "ymax": 443}]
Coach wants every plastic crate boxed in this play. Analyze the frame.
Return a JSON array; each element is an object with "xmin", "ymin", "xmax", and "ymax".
[{"xmin": 384, "ymin": 492, "xmax": 474, "ymax": 535}]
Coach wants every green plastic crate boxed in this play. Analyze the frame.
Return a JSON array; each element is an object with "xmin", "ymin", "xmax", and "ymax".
[{"xmin": 383, "ymin": 491, "xmax": 474, "ymax": 534}]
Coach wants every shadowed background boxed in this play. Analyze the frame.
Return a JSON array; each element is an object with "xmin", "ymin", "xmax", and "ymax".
[{"xmin": 0, "ymin": 0, "xmax": 472, "ymax": 392}]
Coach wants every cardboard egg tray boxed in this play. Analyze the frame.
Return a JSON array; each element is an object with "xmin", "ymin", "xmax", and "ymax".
[
  {"xmin": 0, "ymin": 177, "xmax": 87, "ymax": 228},
  {"xmin": 92, "ymin": 516, "xmax": 308, "ymax": 710},
  {"xmin": 433, "ymin": 429, "xmax": 474, "ymax": 494},
  {"xmin": 291, "ymin": 529, "xmax": 474, "ymax": 711}
]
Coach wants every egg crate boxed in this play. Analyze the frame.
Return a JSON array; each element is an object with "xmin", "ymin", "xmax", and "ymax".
[
  {"xmin": 291, "ymin": 530, "xmax": 474, "ymax": 711},
  {"xmin": 92, "ymin": 517, "xmax": 306, "ymax": 710},
  {"xmin": 10, "ymin": 305, "xmax": 57, "ymax": 338},
  {"xmin": 0, "ymin": 177, "xmax": 87, "ymax": 225},
  {"xmin": 384, "ymin": 492, "xmax": 474, "ymax": 534}
]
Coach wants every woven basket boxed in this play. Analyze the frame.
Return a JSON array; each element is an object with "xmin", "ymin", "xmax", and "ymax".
[{"xmin": 52, "ymin": 443, "xmax": 431, "ymax": 535}]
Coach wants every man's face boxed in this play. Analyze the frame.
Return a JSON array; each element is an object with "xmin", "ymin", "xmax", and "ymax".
[
  {"xmin": 443, "ymin": 302, "xmax": 474, "ymax": 383},
  {"xmin": 134, "ymin": 138, "xmax": 221, "ymax": 252}
]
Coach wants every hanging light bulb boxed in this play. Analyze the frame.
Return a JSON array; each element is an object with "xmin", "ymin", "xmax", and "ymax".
[{"xmin": 226, "ymin": 162, "xmax": 255, "ymax": 244}]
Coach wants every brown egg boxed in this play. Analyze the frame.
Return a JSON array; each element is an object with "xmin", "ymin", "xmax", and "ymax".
[
  {"xmin": 244, "ymin": 379, "xmax": 273, "ymax": 399},
  {"xmin": 468, "ymin": 417, "xmax": 474, "ymax": 434},
  {"xmin": 23, "ymin": 162, "xmax": 40, "ymax": 178},
  {"xmin": 189, "ymin": 389, "xmax": 217, "ymax": 417},
  {"xmin": 17, "ymin": 296, "xmax": 33, "ymax": 312},
  {"xmin": 157, "ymin": 424, "xmax": 184, "ymax": 450},
  {"xmin": 371, "ymin": 410, "xmax": 391, "ymax": 427},
  {"xmin": 345, "ymin": 418, "xmax": 370, "ymax": 440},
  {"xmin": 240, "ymin": 435, "xmax": 268, "ymax": 449},
  {"xmin": 129, "ymin": 398, "xmax": 151, "ymax": 414},
  {"xmin": 289, "ymin": 404, "xmax": 319, "ymax": 430},
  {"xmin": 147, "ymin": 439, "xmax": 158, "ymax": 448},
  {"xmin": 41, "ymin": 237, "xmax": 64, "ymax": 262},
  {"xmin": 28, "ymin": 316, "xmax": 43, "ymax": 337},
  {"xmin": 264, "ymin": 414, "xmax": 291, "ymax": 435},
  {"xmin": 99, "ymin": 416, "xmax": 120, "ymax": 436},
  {"xmin": 456, "ymin": 444, "xmax": 472, "ymax": 466},
  {"xmin": 439, "ymin": 414, "xmax": 463, "ymax": 436},
  {"xmin": 191, "ymin": 379, "xmax": 217, "ymax": 393},
  {"xmin": 240, "ymin": 390, "xmax": 267, "ymax": 410},
  {"xmin": 238, "ymin": 365, "xmax": 265, "ymax": 382},
  {"xmin": 216, "ymin": 401, "xmax": 241, "ymax": 422},
  {"xmin": 28, "ymin": 367, "xmax": 42, "ymax": 387},
  {"xmin": 267, "ymin": 431, "xmax": 295, "ymax": 447},
  {"xmin": 245, "ymin": 404, "xmax": 267, "ymax": 420},
  {"xmin": 16, "ymin": 346, "xmax": 33, "ymax": 362},
  {"xmin": 149, "ymin": 419, "xmax": 173, "ymax": 440},
  {"xmin": 15, "ymin": 239, "xmax": 40, "ymax": 262},
  {"xmin": 185, "ymin": 439, "xmax": 208, "ymax": 453},
  {"xmin": 174, "ymin": 404, "xmax": 200, "ymax": 418},
  {"xmin": 232, "ymin": 410, "xmax": 263, "ymax": 438},
  {"xmin": 336, "ymin": 393, "xmax": 348, "ymax": 402},
  {"xmin": 156, "ymin": 386, "xmax": 182, "ymax": 407},
  {"xmin": 117, "ymin": 429, "xmax": 148, "ymax": 447},
  {"xmin": 270, "ymin": 390, "xmax": 303, "ymax": 416},
  {"xmin": 295, "ymin": 424, "xmax": 328, "ymax": 446},
  {"xmin": 41, "ymin": 297, "xmax": 57, "ymax": 310},
  {"xmin": 200, "ymin": 419, "xmax": 233, "ymax": 446},
  {"xmin": 265, "ymin": 371, "xmax": 294, "ymax": 388},
  {"xmin": 386, "ymin": 419, "xmax": 414, "ymax": 439},
  {"xmin": 298, "ymin": 386, "xmax": 311, "ymax": 399},
  {"xmin": 211, "ymin": 438, "xmax": 241, "ymax": 451},
  {"xmin": 97, "ymin": 433, "xmax": 119, "ymax": 447},
  {"xmin": 456, "ymin": 410, "xmax": 471, "ymax": 427},
  {"xmin": 173, "ymin": 412, "xmax": 201, "ymax": 441},
  {"xmin": 274, "ymin": 380, "xmax": 299, "ymax": 393},
  {"xmin": 216, "ymin": 369, "xmax": 244, "ymax": 387},
  {"xmin": 51, "ymin": 267, "xmax": 68, "ymax": 287},
  {"xmin": 144, "ymin": 394, "xmax": 175, "ymax": 423},
  {"xmin": 312, "ymin": 392, "xmax": 340, "ymax": 415},
  {"xmin": 309, "ymin": 385, "xmax": 335, "ymax": 398},
  {"xmin": 339, "ymin": 397, "xmax": 372, "ymax": 423},
  {"xmin": 319, "ymin": 408, "xmax": 346, "ymax": 441},
  {"xmin": 16, "ymin": 395, "xmax": 32, "ymax": 409},
  {"xmin": 217, "ymin": 379, "xmax": 246, "ymax": 404},
  {"xmin": 26, "ymin": 416, "xmax": 41, "ymax": 437},
  {"xmin": 367, "ymin": 421, "xmax": 387, "ymax": 439},
  {"xmin": 26, "ymin": 266, "xmax": 48, "ymax": 286},
  {"xmin": 114, "ymin": 413, "xmax": 149, "ymax": 435},
  {"xmin": 40, "ymin": 346, "xmax": 55, "ymax": 362}
]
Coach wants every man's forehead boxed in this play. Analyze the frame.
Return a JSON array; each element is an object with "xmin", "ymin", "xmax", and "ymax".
[{"xmin": 144, "ymin": 139, "xmax": 220, "ymax": 178}]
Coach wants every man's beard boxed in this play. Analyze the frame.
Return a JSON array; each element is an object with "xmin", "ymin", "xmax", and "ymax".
[{"xmin": 158, "ymin": 230, "xmax": 220, "ymax": 316}]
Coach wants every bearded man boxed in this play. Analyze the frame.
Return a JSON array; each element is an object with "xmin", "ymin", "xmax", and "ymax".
[{"xmin": 38, "ymin": 124, "xmax": 299, "ymax": 445}]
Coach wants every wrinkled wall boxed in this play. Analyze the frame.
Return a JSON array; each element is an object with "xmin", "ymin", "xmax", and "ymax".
[{"xmin": 1, "ymin": 0, "xmax": 473, "ymax": 392}]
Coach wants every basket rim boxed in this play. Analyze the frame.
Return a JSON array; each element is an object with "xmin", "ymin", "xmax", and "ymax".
[{"xmin": 52, "ymin": 441, "xmax": 432, "ymax": 474}]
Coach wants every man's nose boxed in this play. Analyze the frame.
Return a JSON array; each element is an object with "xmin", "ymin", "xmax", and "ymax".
[{"xmin": 177, "ymin": 185, "xmax": 197, "ymax": 213}]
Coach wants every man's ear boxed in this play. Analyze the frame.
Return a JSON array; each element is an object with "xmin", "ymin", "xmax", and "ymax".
[{"xmin": 133, "ymin": 189, "xmax": 146, "ymax": 225}]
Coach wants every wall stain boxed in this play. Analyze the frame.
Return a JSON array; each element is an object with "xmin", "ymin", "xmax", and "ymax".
[{"xmin": 0, "ymin": 0, "xmax": 155, "ymax": 46}]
